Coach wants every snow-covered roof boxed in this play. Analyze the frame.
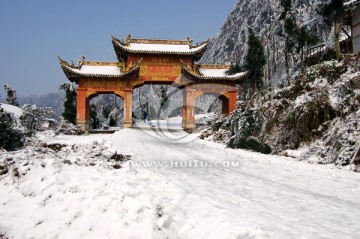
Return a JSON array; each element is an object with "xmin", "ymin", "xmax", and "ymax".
[
  {"xmin": 59, "ymin": 58, "xmax": 140, "ymax": 82},
  {"xmin": 126, "ymin": 43, "xmax": 205, "ymax": 53},
  {"xmin": 182, "ymin": 63, "xmax": 248, "ymax": 81},
  {"xmin": 63, "ymin": 65, "xmax": 122, "ymax": 77},
  {"xmin": 198, "ymin": 68, "xmax": 235, "ymax": 77},
  {"xmin": 112, "ymin": 35, "xmax": 208, "ymax": 56}
]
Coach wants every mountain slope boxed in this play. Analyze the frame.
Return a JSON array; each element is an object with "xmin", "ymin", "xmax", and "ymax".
[
  {"xmin": 201, "ymin": 54, "xmax": 360, "ymax": 171},
  {"xmin": 18, "ymin": 91, "xmax": 65, "ymax": 115},
  {"xmin": 200, "ymin": 0, "xmax": 330, "ymax": 86}
]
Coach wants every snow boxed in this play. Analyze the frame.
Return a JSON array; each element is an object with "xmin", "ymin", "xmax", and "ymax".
[
  {"xmin": 0, "ymin": 103, "xmax": 22, "ymax": 118},
  {"xmin": 294, "ymin": 92, "xmax": 313, "ymax": 108},
  {"xmin": 199, "ymin": 68, "xmax": 246, "ymax": 78},
  {"xmin": 126, "ymin": 43, "xmax": 206, "ymax": 53},
  {"xmin": 133, "ymin": 114, "xmax": 214, "ymax": 131},
  {"xmin": 134, "ymin": 117, "xmax": 182, "ymax": 131},
  {"xmin": 345, "ymin": 0, "xmax": 360, "ymax": 7},
  {"xmin": 1, "ymin": 128, "xmax": 360, "ymax": 238},
  {"xmin": 65, "ymin": 65, "xmax": 122, "ymax": 76},
  {"xmin": 199, "ymin": 68, "xmax": 228, "ymax": 76},
  {"xmin": 281, "ymin": 147, "xmax": 309, "ymax": 158},
  {"xmin": 80, "ymin": 65, "xmax": 121, "ymax": 75},
  {"xmin": 310, "ymin": 77, "xmax": 328, "ymax": 88},
  {"xmin": 36, "ymin": 130, "xmax": 109, "ymax": 145},
  {"xmin": 329, "ymin": 89, "xmax": 342, "ymax": 108}
]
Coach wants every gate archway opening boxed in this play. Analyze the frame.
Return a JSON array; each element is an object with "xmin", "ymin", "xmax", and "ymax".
[
  {"xmin": 132, "ymin": 84, "xmax": 184, "ymax": 129},
  {"xmin": 195, "ymin": 93, "xmax": 229, "ymax": 115},
  {"xmin": 87, "ymin": 92, "xmax": 124, "ymax": 132}
]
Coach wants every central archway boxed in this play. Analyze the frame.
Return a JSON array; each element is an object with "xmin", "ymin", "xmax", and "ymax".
[{"xmin": 132, "ymin": 83, "xmax": 184, "ymax": 129}]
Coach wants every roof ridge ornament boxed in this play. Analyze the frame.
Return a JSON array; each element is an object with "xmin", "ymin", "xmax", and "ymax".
[
  {"xmin": 195, "ymin": 38, "xmax": 210, "ymax": 47},
  {"xmin": 111, "ymin": 35, "xmax": 126, "ymax": 46},
  {"xmin": 57, "ymin": 56, "xmax": 67, "ymax": 65},
  {"xmin": 187, "ymin": 36, "xmax": 194, "ymax": 48},
  {"xmin": 125, "ymin": 34, "xmax": 132, "ymax": 44},
  {"xmin": 78, "ymin": 55, "xmax": 86, "ymax": 69}
]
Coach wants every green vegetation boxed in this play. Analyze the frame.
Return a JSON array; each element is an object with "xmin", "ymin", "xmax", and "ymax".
[
  {"xmin": 59, "ymin": 83, "xmax": 77, "ymax": 124},
  {"xmin": 244, "ymin": 28, "xmax": 266, "ymax": 90}
]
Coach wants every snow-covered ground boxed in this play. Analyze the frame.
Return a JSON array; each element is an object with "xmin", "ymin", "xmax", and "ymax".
[
  {"xmin": 1, "ymin": 127, "xmax": 360, "ymax": 238},
  {"xmin": 133, "ymin": 113, "xmax": 215, "ymax": 130},
  {"xmin": 0, "ymin": 104, "xmax": 22, "ymax": 118}
]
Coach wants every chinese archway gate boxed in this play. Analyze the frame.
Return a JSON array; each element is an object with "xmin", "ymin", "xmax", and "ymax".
[{"xmin": 59, "ymin": 35, "xmax": 247, "ymax": 133}]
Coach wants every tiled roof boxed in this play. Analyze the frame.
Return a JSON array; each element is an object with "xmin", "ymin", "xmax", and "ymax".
[
  {"xmin": 59, "ymin": 57, "xmax": 140, "ymax": 81},
  {"xmin": 181, "ymin": 62, "xmax": 248, "ymax": 81},
  {"xmin": 112, "ymin": 35, "xmax": 208, "ymax": 56}
]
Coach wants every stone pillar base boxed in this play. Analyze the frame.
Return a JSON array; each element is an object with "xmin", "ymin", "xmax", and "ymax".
[
  {"xmin": 77, "ymin": 120, "xmax": 89, "ymax": 133},
  {"xmin": 123, "ymin": 120, "xmax": 132, "ymax": 128},
  {"xmin": 182, "ymin": 119, "xmax": 195, "ymax": 129}
]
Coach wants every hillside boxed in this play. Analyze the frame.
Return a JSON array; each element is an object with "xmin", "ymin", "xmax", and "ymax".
[
  {"xmin": 200, "ymin": 54, "xmax": 360, "ymax": 171},
  {"xmin": 200, "ymin": 0, "xmax": 331, "ymax": 87}
]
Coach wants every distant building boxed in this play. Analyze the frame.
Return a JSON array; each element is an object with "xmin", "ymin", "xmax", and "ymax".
[{"xmin": 346, "ymin": 0, "xmax": 360, "ymax": 53}]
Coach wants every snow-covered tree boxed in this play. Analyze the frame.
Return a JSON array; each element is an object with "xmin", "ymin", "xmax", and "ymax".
[
  {"xmin": 20, "ymin": 104, "xmax": 57, "ymax": 136},
  {"xmin": 54, "ymin": 118, "xmax": 81, "ymax": 136},
  {"xmin": 277, "ymin": 0, "xmax": 319, "ymax": 78},
  {"xmin": 296, "ymin": 24, "xmax": 319, "ymax": 75},
  {"xmin": 89, "ymin": 104, "xmax": 99, "ymax": 129},
  {"xmin": 244, "ymin": 27, "xmax": 266, "ymax": 90},
  {"xmin": 225, "ymin": 64, "xmax": 242, "ymax": 75},
  {"xmin": 3, "ymin": 84, "xmax": 20, "ymax": 107},
  {"xmin": 157, "ymin": 86, "xmax": 169, "ymax": 118},
  {"xmin": 108, "ymin": 107, "xmax": 119, "ymax": 127},
  {"xmin": 0, "ymin": 104, "xmax": 24, "ymax": 150},
  {"xmin": 277, "ymin": 0, "xmax": 298, "ymax": 85},
  {"xmin": 318, "ymin": 0, "xmax": 346, "ymax": 59},
  {"xmin": 59, "ymin": 83, "xmax": 77, "ymax": 124}
]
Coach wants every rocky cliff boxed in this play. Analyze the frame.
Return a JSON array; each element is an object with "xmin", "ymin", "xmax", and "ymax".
[{"xmin": 200, "ymin": 0, "xmax": 331, "ymax": 87}]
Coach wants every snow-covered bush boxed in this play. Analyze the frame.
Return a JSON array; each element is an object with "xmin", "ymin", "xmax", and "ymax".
[
  {"xmin": 0, "ymin": 137, "xmax": 130, "ymax": 178},
  {"xmin": 54, "ymin": 119, "xmax": 81, "ymax": 135},
  {"xmin": 3, "ymin": 84, "xmax": 20, "ymax": 107},
  {"xmin": 199, "ymin": 115, "xmax": 231, "ymax": 143},
  {"xmin": 20, "ymin": 104, "xmax": 58, "ymax": 137},
  {"xmin": 0, "ymin": 106, "xmax": 24, "ymax": 151},
  {"xmin": 228, "ymin": 108, "xmax": 271, "ymax": 154},
  {"xmin": 303, "ymin": 109, "xmax": 360, "ymax": 169}
]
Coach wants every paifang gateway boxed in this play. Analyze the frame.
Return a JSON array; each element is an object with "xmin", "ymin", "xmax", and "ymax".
[{"xmin": 59, "ymin": 34, "xmax": 248, "ymax": 133}]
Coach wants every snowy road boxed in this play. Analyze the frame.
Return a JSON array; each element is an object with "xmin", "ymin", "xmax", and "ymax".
[
  {"xmin": 1, "ymin": 127, "xmax": 360, "ymax": 238},
  {"xmin": 107, "ymin": 128, "xmax": 360, "ymax": 238}
]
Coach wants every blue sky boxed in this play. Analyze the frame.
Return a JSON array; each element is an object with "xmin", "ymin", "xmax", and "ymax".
[{"xmin": 0, "ymin": 0, "xmax": 236, "ymax": 97}]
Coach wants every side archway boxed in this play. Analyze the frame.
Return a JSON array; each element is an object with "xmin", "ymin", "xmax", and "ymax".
[
  {"xmin": 77, "ymin": 90, "xmax": 127, "ymax": 133},
  {"xmin": 194, "ymin": 93, "xmax": 231, "ymax": 115}
]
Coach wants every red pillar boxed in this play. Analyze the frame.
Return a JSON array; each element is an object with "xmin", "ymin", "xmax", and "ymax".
[
  {"xmin": 76, "ymin": 88, "xmax": 89, "ymax": 133},
  {"xmin": 182, "ymin": 90, "xmax": 195, "ymax": 129},
  {"xmin": 228, "ymin": 91, "xmax": 237, "ymax": 113},
  {"xmin": 123, "ymin": 90, "xmax": 133, "ymax": 128}
]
